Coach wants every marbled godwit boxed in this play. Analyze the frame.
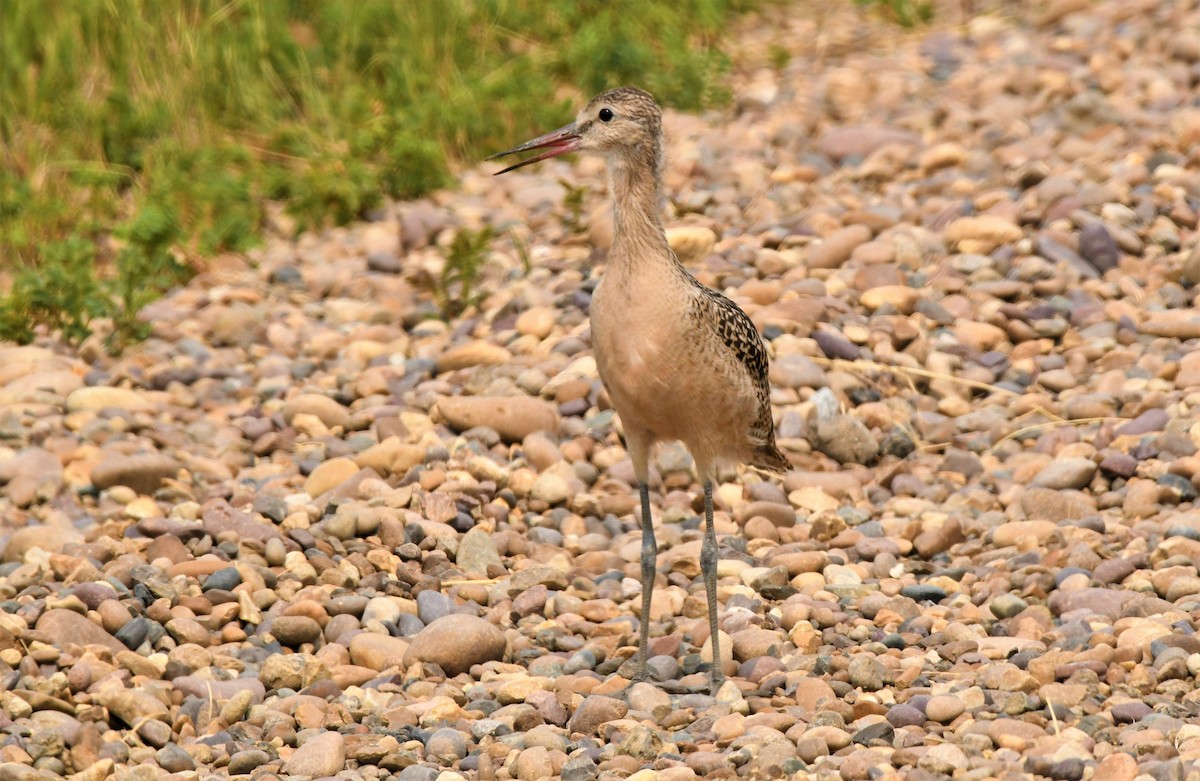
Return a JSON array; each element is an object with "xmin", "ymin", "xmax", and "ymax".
[{"xmin": 491, "ymin": 87, "xmax": 787, "ymax": 692}]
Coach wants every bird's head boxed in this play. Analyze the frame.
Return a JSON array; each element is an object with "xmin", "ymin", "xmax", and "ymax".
[{"xmin": 490, "ymin": 86, "xmax": 662, "ymax": 175}]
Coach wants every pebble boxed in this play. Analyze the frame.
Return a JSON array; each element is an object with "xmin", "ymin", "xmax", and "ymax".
[
  {"xmin": 817, "ymin": 126, "xmax": 920, "ymax": 161},
  {"xmin": 434, "ymin": 396, "xmax": 559, "ymax": 442},
  {"xmin": 304, "ymin": 456, "xmax": 361, "ymax": 496},
  {"xmin": 228, "ymin": 749, "xmax": 271, "ymax": 775},
  {"xmin": 65, "ymin": 386, "xmax": 152, "ymax": 412},
  {"xmin": 568, "ymin": 695, "xmax": 628, "ymax": 735},
  {"xmin": 349, "ymin": 633, "xmax": 412, "ymax": 671},
  {"xmin": 666, "ymin": 226, "xmax": 717, "ymax": 262},
  {"xmin": 925, "ymin": 695, "xmax": 966, "ymax": 723},
  {"xmin": 808, "ymin": 225, "xmax": 871, "ymax": 269},
  {"xmin": 282, "ymin": 392, "xmax": 350, "ymax": 429},
  {"xmin": 3, "ymin": 525, "xmax": 80, "ymax": 562},
  {"xmin": 35, "ymin": 609, "xmax": 124, "ymax": 654},
  {"xmin": 813, "ymin": 415, "xmax": 878, "ymax": 465},
  {"xmin": 90, "ymin": 453, "xmax": 180, "ymax": 494},
  {"xmin": 944, "ymin": 215, "xmax": 1023, "ymax": 253},
  {"xmin": 436, "ymin": 341, "xmax": 513, "ymax": 372},
  {"xmin": 283, "ymin": 731, "xmax": 345, "ymax": 776},
  {"xmin": 1033, "ymin": 457, "xmax": 1097, "ymax": 490},
  {"xmin": 402, "ymin": 614, "xmax": 507, "ymax": 675},
  {"xmin": 269, "ymin": 615, "xmax": 322, "ymax": 646}
]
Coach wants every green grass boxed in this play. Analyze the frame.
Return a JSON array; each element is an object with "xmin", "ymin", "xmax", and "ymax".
[
  {"xmin": 854, "ymin": 0, "xmax": 934, "ymax": 27},
  {"xmin": 435, "ymin": 225, "xmax": 497, "ymax": 320},
  {"xmin": 0, "ymin": 0, "xmax": 761, "ymax": 347}
]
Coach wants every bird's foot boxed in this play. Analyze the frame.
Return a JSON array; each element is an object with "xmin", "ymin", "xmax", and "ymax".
[
  {"xmin": 709, "ymin": 669, "xmax": 727, "ymax": 696},
  {"xmin": 618, "ymin": 657, "xmax": 651, "ymax": 685}
]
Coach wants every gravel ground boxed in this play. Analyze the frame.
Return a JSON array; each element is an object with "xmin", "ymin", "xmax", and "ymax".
[{"xmin": 3, "ymin": 1, "xmax": 1200, "ymax": 780}]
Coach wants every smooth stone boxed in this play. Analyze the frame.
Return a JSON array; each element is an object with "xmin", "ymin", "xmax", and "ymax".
[
  {"xmin": 990, "ymin": 594, "xmax": 1029, "ymax": 619},
  {"xmin": 817, "ymin": 126, "xmax": 919, "ymax": 161},
  {"xmin": 0, "ymin": 447, "xmax": 63, "ymax": 486},
  {"xmin": 402, "ymin": 615, "xmax": 506, "ymax": 676},
  {"xmin": 1111, "ymin": 701, "xmax": 1152, "ymax": 723},
  {"xmin": 794, "ymin": 678, "xmax": 837, "ymax": 712},
  {"xmin": 92, "ymin": 688, "xmax": 169, "ymax": 727},
  {"xmin": 813, "ymin": 416, "xmax": 878, "ymax": 465},
  {"xmin": 362, "ymin": 596, "xmax": 402, "ymax": 625},
  {"xmin": 993, "ymin": 518, "xmax": 1051, "ymax": 549},
  {"xmin": 1093, "ymin": 558, "xmax": 1135, "ymax": 585},
  {"xmin": 807, "ymin": 225, "xmax": 872, "ymax": 269},
  {"xmin": 1115, "ymin": 408, "xmax": 1169, "ymax": 437},
  {"xmin": 416, "ymin": 590, "xmax": 455, "ymax": 624},
  {"xmin": 426, "ymin": 727, "xmax": 468, "ymax": 762},
  {"xmin": 270, "ymin": 616, "xmax": 323, "ymax": 646},
  {"xmin": 886, "ymin": 704, "xmax": 925, "ymax": 728},
  {"xmin": 944, "ymin": 215, "xmax": 1023, "ymax": 253},
  {"xmin": 283, "ymin": 731, "xmax": 345, "ymax": 776},
  {"xmin": 516, "ymin": 307, "xmax": 556, "ymax": 339},
  {"xmin": 165, "ymin": 617, "xmax": 209, "ymax": 647},
  {"xmin": 925, "ymin": 695, "xmax": 966, "ymax": 723},
  {"xmin": 228, "ymin": 749, "xmax": 272, "ymax": 775},
  {"xmin": 568, "ymin": 695, "xmax": 629, "ymax": 735},
  {"xmin": 34, "ymin": 609, "xmax": 124, "ymax": 653},
  {"xmin": 1079, "ymin": 222, "xmax": 1119, "ymax": 271},
  {"xmin": 1140, "ymin": 312, "xmax": 1200, "ymax": 340},
  {"xmin": 1047, "ymin": 588, "xmax": 1136, "ymax": 619},
  {"xmin": 435, "ymin": 396, "xmax": 559, "ymax": 443},
  {"xmin": 1032, "ymin": 458, "xmax": 1097, "ymax": 490},
  {"xmin": 349, "ymin": 633, "xmax": 411, "ymax": 671},
  {"xmin": 304, "ymin": 457, "xmax": 361, "ymax": 496},
  {"xmin": 860, "ymin": 285, "xmax": 919, "ymax": 314},
  {"xmin": 282, "ymin": 393, "xmax": 350, "ymax": 429},
  {"xmin": 666, "ymin": 226, "xmax": 717, "ymax": 263},
  {"xmin": 900, "ymin": 584, "xmax": 947, "ymax": 602},
  {"xmin": 66, "ymin": 386, "xmax": 152, "ymax": 412},
  {"xmin": 202, "ymin": 500, "xmax": 284, "ymax": 543},
  {"xmin": 1091, "ymin": 752, "xmax": 1138, "ymax": 781},
  {"xmin": 436, "ymin": 341, "xmax": 513, "ymax": 372},
  {"xmin": 173, "ymin": 676, "xmax": 266, "ymax": 704},
  {"xmin": 90, "ymin": 453, "xmax": 181, "ymax": 495},
  {"xmin": 2, "ymin": 525, "xmax": 81, "ymax": 563},
  {"xmin": 155, "ymin": 743, "xmax": 195, "ymax": 773},
  {"xmin": 456, "ymin": 527, "xmax": 504, "ymax": 575},
  {"xmin": 354, "ymin": 437, "xmax": 425, "ymax": 477},
  {"xmin": 203, "ymin": 567, "xmax": 241, "ymax": 592},
  {"xmin": 1019, "ymin": 487, "xmax": 1096, "ymax": 522}
]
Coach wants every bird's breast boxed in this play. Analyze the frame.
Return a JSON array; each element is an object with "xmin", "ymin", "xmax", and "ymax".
[{"xmin": 591, "ymin": 279, "xmax": 678, "ymax": 389}]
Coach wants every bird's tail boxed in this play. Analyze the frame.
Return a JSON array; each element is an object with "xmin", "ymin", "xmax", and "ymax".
[{"xmin": 753, "ymin": 443, "xmax": 792, "ymax": 474}]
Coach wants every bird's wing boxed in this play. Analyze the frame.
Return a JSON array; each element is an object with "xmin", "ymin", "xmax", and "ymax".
[{"xmin": 685, "ymin": 275, "xmax": 784, "ymax": 459}]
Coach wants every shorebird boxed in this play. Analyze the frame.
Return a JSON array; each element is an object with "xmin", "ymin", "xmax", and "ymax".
[{"xmin": 490, "ymin": 87, "xmax": 788, "ymax": 693}]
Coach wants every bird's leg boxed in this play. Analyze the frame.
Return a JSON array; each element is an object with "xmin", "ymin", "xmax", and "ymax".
[
  {"xmin": 632, "ymin": 481, "xmax": 656, "ymax": 682},
  {"xmin": 701, "ymin": 480, "xmax": 725, "ymax": 694}
]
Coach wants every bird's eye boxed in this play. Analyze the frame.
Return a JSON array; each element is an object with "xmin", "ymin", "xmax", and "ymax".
[{"xmin": 598, "ymin": 108, "xmax": 614, "ymax": 122}]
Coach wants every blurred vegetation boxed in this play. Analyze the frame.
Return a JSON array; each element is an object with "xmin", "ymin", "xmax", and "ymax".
[
  {"xmin": 1, "ymin": 0, "xmax": 759, "ymax": 345},
  {"xmin": 434, "ymin": 225, "xmax": 497, "ymax": 320},
  {"xmin": 854, "ymin": 0, "xmax": 934, "ymax": 27}
]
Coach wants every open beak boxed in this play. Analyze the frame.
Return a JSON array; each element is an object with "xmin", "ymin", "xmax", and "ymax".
[{"xmin": 488, "ymin": 122, "xmax": 580, "ymax": 175}]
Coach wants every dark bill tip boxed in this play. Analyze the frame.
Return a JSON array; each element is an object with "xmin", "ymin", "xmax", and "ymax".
[{"xmin": 488, "ymin": 122, "xmax": 580, "ymax": 175}]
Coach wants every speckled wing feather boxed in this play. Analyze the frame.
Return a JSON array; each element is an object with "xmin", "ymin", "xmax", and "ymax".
[{"xmin": 685, "ymin": 275, "xmax": 790, "ymax": 472}]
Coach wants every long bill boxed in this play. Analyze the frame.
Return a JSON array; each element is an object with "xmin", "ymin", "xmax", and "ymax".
[{"xmin": 488, "ymin": 122, "xmax": 580, "ymax": 175}]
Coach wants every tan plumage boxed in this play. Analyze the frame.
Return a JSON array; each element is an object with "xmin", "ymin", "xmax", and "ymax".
[{"xmin": 492, "ymin": 86, "xmax": 787, "ymax": 692}]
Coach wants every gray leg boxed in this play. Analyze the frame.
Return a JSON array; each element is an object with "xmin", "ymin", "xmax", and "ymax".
[
  {"xmin": 633, "ymin": 481, "xmax": 656, "ymax": 681},
  {"xmin": 701, "ymin": 480, "xmax": 724, "ymax": 693}
]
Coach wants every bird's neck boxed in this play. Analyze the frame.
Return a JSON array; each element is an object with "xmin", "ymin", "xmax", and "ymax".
[{"xmin": 606, "ymin": 151, "xmax": 676, "ymax": 280}]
